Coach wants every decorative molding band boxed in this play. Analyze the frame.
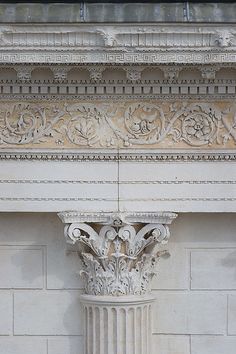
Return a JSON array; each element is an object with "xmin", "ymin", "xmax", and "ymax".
[
  {"xmin": 0, "ymin": 100, "xmax": 236, "ymax": 149},
  {"xmin": 58, "ymin": 211, "xmax": 177, "ymax": 225},
  {"xmin": 0, "ymin": 179, "xmax": 235, "ymax": 185},
  {"xmin": 0, "ymin": 24, "xmax": 236, "ymax": 64},
  {"xmin": 0, "ymin": 151, "xmax": 236, "ymax": 162},
  {"xmin": 1, "ymin": 197, "xmax": 236, "ymax": 202},
  {"xmin": 1, "ymin": 51, "xmax": 236, "ymax": 65}
]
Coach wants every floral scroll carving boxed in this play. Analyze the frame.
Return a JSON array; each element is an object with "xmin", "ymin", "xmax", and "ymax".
[
  {"xmin": 0, "ymin": 101, "xmax": 236, "ymax": 149},
  {"xmin": 59, "ymin": 212, "xmax": 177, "ymax": 296}
]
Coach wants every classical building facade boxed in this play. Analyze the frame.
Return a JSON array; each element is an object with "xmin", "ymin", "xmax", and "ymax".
[{"xmin": 0, "ymin": 2, "xmax": 236, "ymax": 354}]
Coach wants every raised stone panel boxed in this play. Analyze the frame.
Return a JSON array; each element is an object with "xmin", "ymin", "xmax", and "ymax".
[
  {"xmin": 0, "ymin": 338, "xmax": 47, "ymax": 354},
  {"xmin": 0, "ymin": 247, "xmax": 44, "ymax": 289},
  {"xmin": 14, "ymin": 291, "xmax": 82, "ymax": 335},
  {"xmin": 191, "ymin": 336, "xmax": 236, "ymax": 354},
  {"xmin": 153, "ymin": 335, "xmax": 190, "ymax": 354},
  {"xmin": 0, "ymin": 293, "xmax": 12, "ymax": 335},
  {"xmin": 228, "ymin": 295, "xmax": 236, "ymax": 335},
  {"xmin": 191, "ymin": 249, "xmax": 236, "ymax": 289},
  {"xmin": 153, "ymin": 292, "xmax": 227, "ymax": 334},
  {"xmin": 48, "ymin": 337, "xmax": 83, "ymax": 354},
  {"xmin": 47, "ymin": 247, "xmax": 83, "ymax": 290},
  {"xmin": 152, "ymin": 244, "xmax": 188, "ymax": 290}
]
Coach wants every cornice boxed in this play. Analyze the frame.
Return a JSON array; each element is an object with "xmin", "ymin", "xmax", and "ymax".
[{"xmin": 0, "ymin": 24, "xmax": 236, "ymax": 64}]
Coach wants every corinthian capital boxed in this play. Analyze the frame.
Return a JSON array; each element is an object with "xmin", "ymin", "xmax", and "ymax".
[{"xmin": 58, "ymin": 211, "xmax": 177, "ymax": 296}]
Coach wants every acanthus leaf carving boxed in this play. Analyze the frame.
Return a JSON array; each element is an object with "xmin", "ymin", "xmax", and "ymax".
[
  {"xmin": 0, "ymin": 100, "xmax": 236, "ymax": 149},
  {"xmin": 59, "ymin": 212, "xmax": 177, "ymax": 296}
]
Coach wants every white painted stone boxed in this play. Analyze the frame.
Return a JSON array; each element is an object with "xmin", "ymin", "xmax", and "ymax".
[
  {"xmin": 228, "ymin": 295, "xmax": 236, "ymax": 335},
  {"xmin": 0, "ymin": 293, "xmax": 12, "ymax": 335},
  {"xmin": 14, "ymin": 291, "xmax": 82, "ymax": 335},
  {"xmin": 0, "ymin": 247, "xmax": 43, "ymax": 289},
  {"xmin": 191, "ymin": 249, "xmax": 236, "ymax": 289},
  {"xmin": 191, "ymin": 336, "xmax": 236, "ymax": 354},
  {"xmin": 153, "ymin": 335, "xmax": 190, "ymax": 354},
  {"xmin": 153, "ymin": 292, "xmax": 227, "ymax": 334},
  {"xmin": 48, "ymin": 337, "xmax": 83, "ymax": 354},
  {"xmin": 152, "ymin": 244, "xmax": 188, "ymax": 290},
  {"xmin": 0, "ymin": 338, "xmax": 47, "ymax": 354}
]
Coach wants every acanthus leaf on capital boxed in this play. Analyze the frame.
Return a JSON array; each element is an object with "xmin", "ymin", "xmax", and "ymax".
[{"xmin": 58, "ymin": 212, "xmax": 177, "ymax": 296}]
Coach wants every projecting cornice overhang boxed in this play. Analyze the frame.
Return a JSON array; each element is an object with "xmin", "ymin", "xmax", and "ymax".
[{"xmin": 0, "ymin": 23, "xmax": 236, "ymax": 64}]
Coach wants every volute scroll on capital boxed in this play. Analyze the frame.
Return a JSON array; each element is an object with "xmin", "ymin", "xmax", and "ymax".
[{"xmin": 58, "ymin": 211, "xmax": 177, "ymax": 296}]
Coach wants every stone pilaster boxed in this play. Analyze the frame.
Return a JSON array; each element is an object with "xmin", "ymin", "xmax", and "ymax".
[{"xmin": 58, "ymin": 211, "xmax": 177, "ymax": 354}]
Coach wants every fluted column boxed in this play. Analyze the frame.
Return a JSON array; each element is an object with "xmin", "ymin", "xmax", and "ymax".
[
  {"xmin": 58, "ymin": 212, "xmax": 177, "ymax": 354},
  {"xmin": 81, "ymin": 295, "xmax": 153, "ymax": 354}
]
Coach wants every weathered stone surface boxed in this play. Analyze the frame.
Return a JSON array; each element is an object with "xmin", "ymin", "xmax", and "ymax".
[
  {"xmin": 0, "ymin": 247, "xmax": 44, "ymax": 289},
  {"xmin": 0, "ymin": 338, "xmax": 47, "ymax": 354},
  {"xmin": 228, "ymin": 295, "xmax": 236, "ymax": 335},
  {"xmin": 48, "ymin": 337, "xmax": 83, "ymax": 354},
  {"xmin": 153, "ymin": 292, "xmax": 227, "ymax": 334},
  {"xmin": 14, "ymin": 291, "xmax": 82, "ymax": 335},
  {"xmin": 153, "ymin": 335, "xmax": 190, "ymax": 354},
  {"xmin": 191, "ymin": 249, "xmax": 236, "ymax": 290},
  {"xmin": 0, "ymin": 3, "xmax": 235, "ymax": 23},
  {"xmin": 191, "ymin": 336, "xmax": 236, "ymax": 354},
  {"xmin": 189, "ymin": 3, "xmax": 236, "ymax": 23},
  {"xmin": 0, "ymin": 293, "xmax": 12, "ymax": 335},
  {"xmin": 85, "ymin": 3, "xmax": 184, "ymax": 22}
]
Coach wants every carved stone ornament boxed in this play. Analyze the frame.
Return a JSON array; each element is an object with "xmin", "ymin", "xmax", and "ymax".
[
  {"xmin": 1, "ymin": 100, "xmax": 236, "ymax": 149},
  {"xmin": 58, "ymin": 211, "xmax": 177, "ymax": 296},
  {"xmin": 0, "ymin": 24, "xmax": 236, "ymax": 64}
]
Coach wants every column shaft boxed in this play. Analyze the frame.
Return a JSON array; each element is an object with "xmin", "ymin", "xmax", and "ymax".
[{"xmin": 81, "ymin": 295, "xmax": 154, "ymax": 354}]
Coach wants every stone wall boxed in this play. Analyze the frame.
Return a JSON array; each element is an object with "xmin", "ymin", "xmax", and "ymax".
[{"xmin": 0, "ymin": 212, "xmax": 235, "ymax": 354}]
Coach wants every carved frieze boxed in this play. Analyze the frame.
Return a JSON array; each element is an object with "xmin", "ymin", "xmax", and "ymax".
[{"xmin": 0, "ymin": 100, "xmax": 235, "ymax": 149}]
